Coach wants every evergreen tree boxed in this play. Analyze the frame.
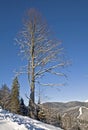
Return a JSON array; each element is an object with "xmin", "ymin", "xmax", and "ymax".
[
  {"xmin": 20, "ymin": 98, "xmax": 28, "ymax": 116},
  {"xmin": 10, "ymin": 77, "xmax": 20, "ymax": 114},
  {"xmin": 0, "ymin": 84, "xmax": 11, "ymax": 110}
]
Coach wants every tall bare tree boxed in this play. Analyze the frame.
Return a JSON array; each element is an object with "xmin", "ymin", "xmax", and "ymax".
[{"xmin": 15, "ymin": 8, "xmax": 68, "ymax": 118}]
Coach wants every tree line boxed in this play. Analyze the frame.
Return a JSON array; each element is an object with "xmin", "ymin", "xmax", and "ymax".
[
  {"xmin": 0, "ymin": 77, "xmax": 47, "ymax": 122},
  {"xmin": 0, "ymin": 77, "xmax": 27, "ymax": 116}
]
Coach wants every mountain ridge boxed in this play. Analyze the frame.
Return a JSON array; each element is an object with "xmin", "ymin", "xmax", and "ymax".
[{"xmin": 40, "ymin": 101, "xmax": 88, "ymax": 130}]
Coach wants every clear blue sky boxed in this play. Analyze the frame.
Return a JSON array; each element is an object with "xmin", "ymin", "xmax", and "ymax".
[{"xmin": 0, "ymin": 0, "xmax": 88, "ymax": 104}]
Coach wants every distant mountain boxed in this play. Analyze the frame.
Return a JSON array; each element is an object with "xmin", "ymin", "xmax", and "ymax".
[{"xmin": 40, "ymin": 101, "xmax": 88, "ymax": 130}]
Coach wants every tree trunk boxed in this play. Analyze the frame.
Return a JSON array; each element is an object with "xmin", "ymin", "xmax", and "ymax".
[
  {"xmin": 29, "ymin": 29, "xmax": 36, "ymax": 118},
  {"xmin": 30, "ymin": 69, "xmax": 35, "ymax": 103}
]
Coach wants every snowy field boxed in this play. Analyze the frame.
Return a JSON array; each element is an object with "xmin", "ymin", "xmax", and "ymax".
[{"xmin": 0, "ymin": 107, "xmax": 63, "ymax": 130}]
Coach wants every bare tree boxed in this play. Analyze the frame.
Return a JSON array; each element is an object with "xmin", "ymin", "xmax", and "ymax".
[{"xmin": 15, "ymin": 8, "xmax": 68, "ymax": 118}]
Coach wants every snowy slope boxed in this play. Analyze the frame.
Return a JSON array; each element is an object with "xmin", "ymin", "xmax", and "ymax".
[
  {"xmin": 0, "ymin": 120, "xmax": 27, "ymax": 130},
  {"xmin": 0, "ymin": 107, "xmax": 63, "ymax": 130}
]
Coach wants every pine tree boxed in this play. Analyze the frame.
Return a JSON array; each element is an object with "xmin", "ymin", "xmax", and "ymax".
[
  {"xmin": 10, "ymin": 77, "xmax": 20, "ymax": 114},
  {"xmin": 20, "ymin": 98, "xmax": 28, "ymax": 116},
  {"xmin": 0, "ymin": 84, "xmax": 11, "ymax": 110}
]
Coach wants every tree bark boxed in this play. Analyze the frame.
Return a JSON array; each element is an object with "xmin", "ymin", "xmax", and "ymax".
[
  {"xmin": 30, "ymin": 26, "xmax": 35, "ymax": 103},
  {"xmin": 29, "ymin": 25, "xmax": 36, "ymax": 118}
]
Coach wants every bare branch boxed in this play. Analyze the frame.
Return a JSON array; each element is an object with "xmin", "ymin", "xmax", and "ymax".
[
  {"xmin": 35, "ymin": 62, "xmax": 66, "ymax": 78},
  {"xmin": 25, "ymin": 93, "xmax": 30, "ymax": 99},
  {"xmin": 37, "ymin": 81, "xmax": 66, "ymax": 87},
  {"xmin": 15, "ymin": 8, "xmax": 69, "ymax": 105}
]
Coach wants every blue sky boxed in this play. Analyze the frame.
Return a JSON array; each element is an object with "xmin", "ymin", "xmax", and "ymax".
[{"xmin": 0, "ymin": 0, "xmax": 88, "ymax": 104}]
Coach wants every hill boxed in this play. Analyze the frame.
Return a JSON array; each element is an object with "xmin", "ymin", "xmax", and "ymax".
[{"xmin": 40, "ymin": 101, "xmax": 88, "ymax": 130}]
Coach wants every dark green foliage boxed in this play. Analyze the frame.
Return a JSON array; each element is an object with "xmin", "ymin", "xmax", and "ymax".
[
  {"xmin": 10, "ymin": 77, "xmax": 20, "ymax": 114},
  {"xmin": 20, "ymin": 98, "xmax": 28, "ymax": 116},
  {"xmin": 0, "ymin": 84, "xmax": 11, "ymax": 110}
]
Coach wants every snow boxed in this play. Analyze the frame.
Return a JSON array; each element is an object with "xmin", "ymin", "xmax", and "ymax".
[
  {"xmin": 0, "ymin": 120, "xmax": 27, "ymax": 130},
  {"xmin": 77, "ymin": 106, "xmax": 88, "ymax": 118},
  {"xmin": 0, "ymin": 107, "xmax": 63, "ymax": 130},
  {"xmin": 79, "ymin": 107, "xmax": 82, "ymax": 116}
]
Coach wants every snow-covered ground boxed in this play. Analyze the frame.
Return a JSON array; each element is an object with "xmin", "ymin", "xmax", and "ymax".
[
  {"xmin": 0, "ymin": 120, "xmax": 27, "ymax": 130},
  {"xmin": 0, "ymin": 107, "xmax": 63, "ymax": 130}
]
